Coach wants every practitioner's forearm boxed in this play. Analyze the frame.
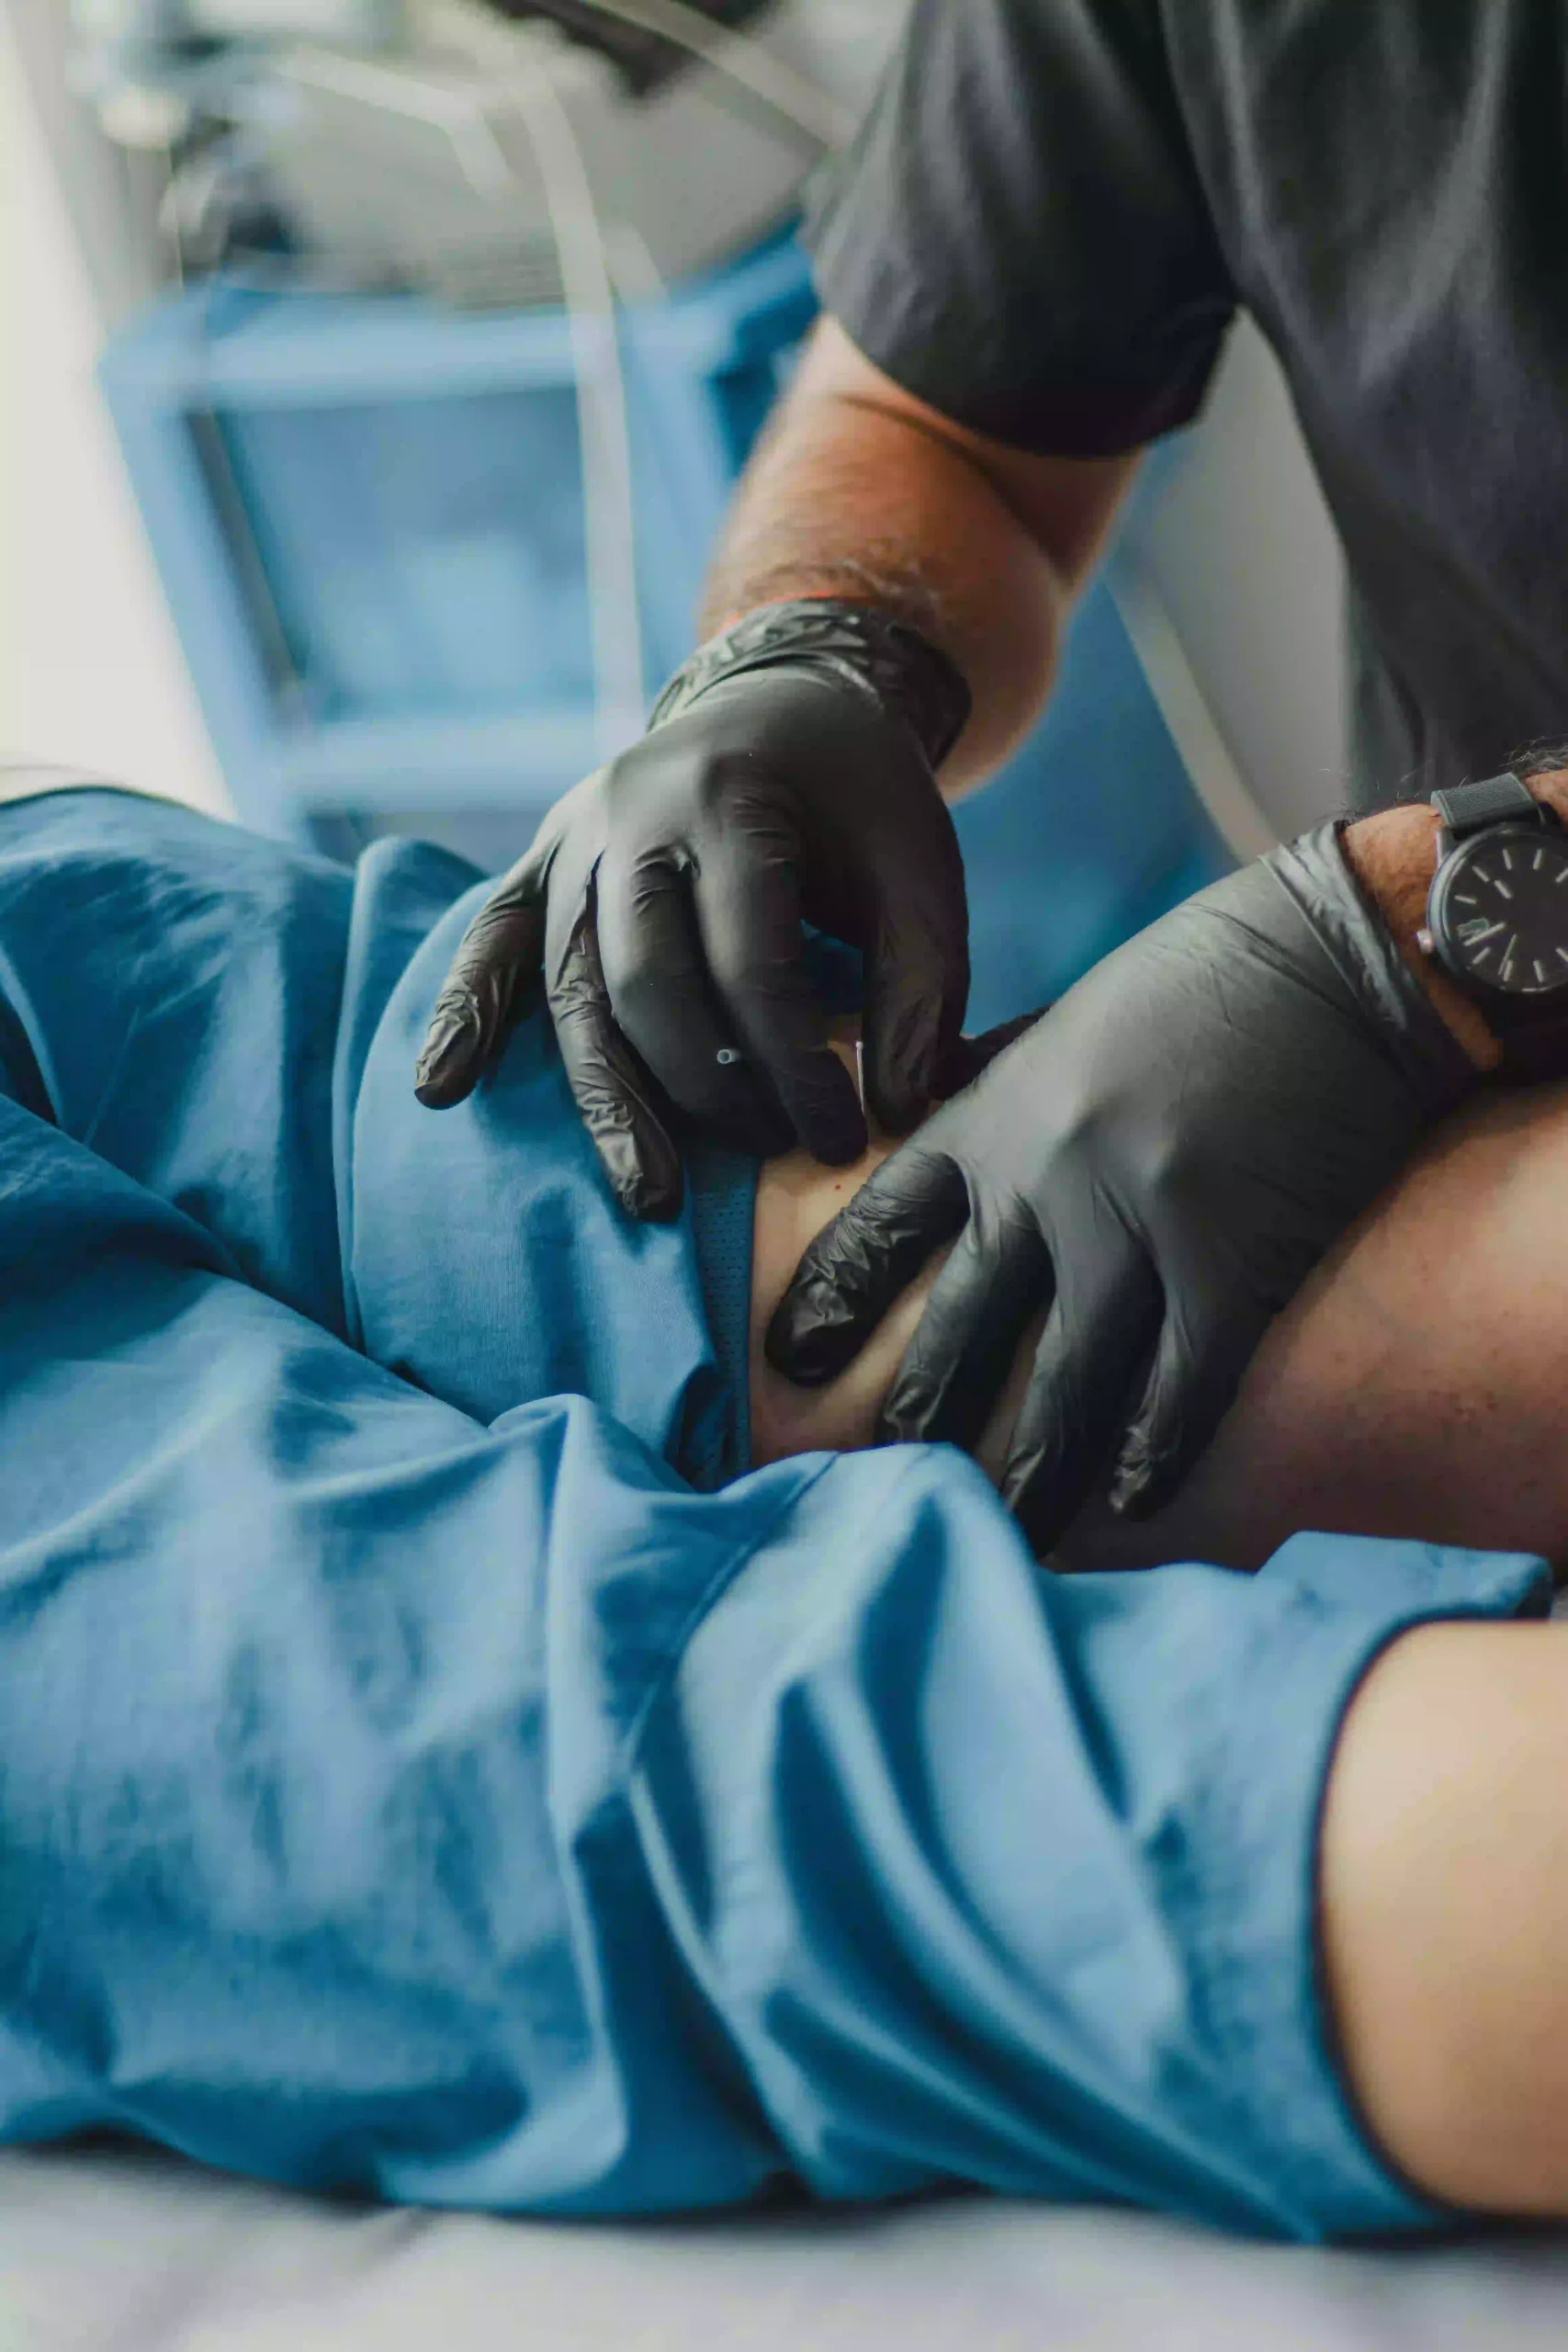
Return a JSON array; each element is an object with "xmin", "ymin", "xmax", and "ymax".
[
  {"xmin": 700, "ymin": 319, "xmax": 1137, "ymax": 792},
  {"xmin": 1321, "ymin": 1621, "xmax": 1568, "ymax": 2217},
  {"xmin": 701, "ymin": 375, "xmax": 1055, "ymax": 791}
]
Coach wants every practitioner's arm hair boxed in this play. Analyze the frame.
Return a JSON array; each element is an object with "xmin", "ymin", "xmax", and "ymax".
[{"xmin": 702, "ymin": 318, "xmax": 1137, "ymax": 794}]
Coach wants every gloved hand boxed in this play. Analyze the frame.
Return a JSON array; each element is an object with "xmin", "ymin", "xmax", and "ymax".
[
  {"xmin": 765, "ymin": 822, "xmax": 1479, "ymax": 1552},
  {"xmin": 413, "ymin": 602, "xmax": 972, "ymax": 1221}
]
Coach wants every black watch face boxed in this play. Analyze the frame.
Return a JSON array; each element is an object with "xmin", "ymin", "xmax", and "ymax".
[{"xmin": 1435, "ymin": 826, "xmax": 1568, "ymax": 996}]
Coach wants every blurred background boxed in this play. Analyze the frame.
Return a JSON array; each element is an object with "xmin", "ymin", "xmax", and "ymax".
[{"xmin": 2, "ymin": 0, "xmax": 1352, "ymax": 1029}]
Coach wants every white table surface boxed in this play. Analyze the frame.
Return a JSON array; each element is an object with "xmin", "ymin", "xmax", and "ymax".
[{"xmin": 6, "ymin": 2144, "xmax": 1568, "ymax": 2352}]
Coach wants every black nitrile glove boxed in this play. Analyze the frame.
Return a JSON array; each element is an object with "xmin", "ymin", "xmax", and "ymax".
[
  {"xmin": 766, "ymin": 823, "xmax": 1479, "ymax": 1554},
  {"xmin": 413, "ymin": 602, "xmax": 972, "ymax": 1220}
]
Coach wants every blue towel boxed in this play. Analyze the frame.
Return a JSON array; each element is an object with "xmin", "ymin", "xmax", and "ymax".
[{"xmin": 0, "ymin": 786, "xmax": 1546, "ymax": 2239}]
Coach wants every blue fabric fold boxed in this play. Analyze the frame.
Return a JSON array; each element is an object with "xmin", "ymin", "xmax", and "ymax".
[{"xmin": 0, "ymin": 787, "xmax": 1546, "ymax": 2239}]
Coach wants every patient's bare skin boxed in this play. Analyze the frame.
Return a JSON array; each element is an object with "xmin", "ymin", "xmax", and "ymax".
[
  {"xmin": 1318, "ymin": 1618, "xmax": 1568, "ymax": 2218},
  {"xmin": 751, "ymin": 1060, "xmax": 1568, "ymax": 2221},
  {"xmin": 1067, "ymin": 1078, "xmax": 1568, "ymax": 1573},
  {"xmin": 750, "ymin": 1032, "xmax": 1033, "ymax": 1477},
  {"xmin": 751, "ymin": 1058, "xmax": 1568, "ymax": 1576},
  {"xmin": 755, "ymin": 769, "xmax": 1568, "ymax": 1571}
]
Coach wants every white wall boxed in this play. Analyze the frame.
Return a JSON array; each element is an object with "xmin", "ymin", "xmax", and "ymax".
[
  {"xmin": 0, "ymin": 10, "xmax": 227, "ymax": 811},
  {"xmin": 1116, "ymin": 315, "xmax": 1350, "ymax": 847}
]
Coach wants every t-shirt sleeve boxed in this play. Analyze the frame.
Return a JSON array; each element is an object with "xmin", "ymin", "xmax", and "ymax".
[{"xmin": 802, "ymin": 0, "xmax": 1236, "ymax": 455}]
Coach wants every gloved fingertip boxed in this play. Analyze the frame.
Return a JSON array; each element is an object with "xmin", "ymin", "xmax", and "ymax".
[
  {"xmin": 776, "ymin": 1051, "xmax": 869, "ymax": 1170},
  {"xmin": 761, "ymin": 1322, "xmax": 824, "ymax": 1386},
  {"xmin": 1108, "ymin": 1453, "xmax": 1162, "ymax": 1520},
  {"xmin": 413, "ymin": 1064, "xmax": 477, "ymax": 1111},
  {"xmin": 998, "ymin": 1451, "xmax": 1041, "ymax": 1520},
  {"xmin": 1010, "ymin": 1492, "xmax": 1071, "ymax": 1561},
  {"xmin": 626, "ymin": 1180, "xmax": 683, "ymax": 1225},
  {"xmin": 414, "ymin": 1003, "xmax": 483, "ymax": 1105},
  {"xmin": 763, "ymin": 1292, "xmax": 850, "ymax": 1387},
  {"xmin": 865, "ymin": 1075, "xmax": 929, "ymax": 1140},
  {"xmin": 603, "ymin": 1148, "xmax": 678, "ymax": 1224},
  {"xmin": 801, "ymin": 1104, "xmax": 870, "ymax": 1169},
  {"xmin": 861, "ymin": 1018, "xmax": 938, "ymax": 1136},
  {"xmin": 597, "ymin": 1125, "xmax": 683, "ymax": 1225}
]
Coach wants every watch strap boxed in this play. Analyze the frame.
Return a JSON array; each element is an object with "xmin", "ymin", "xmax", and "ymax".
[
  {"xmin": 1430, "ymin": 770, "xmax": 1541, "ymax": 836},
  {"xmin": 1425, "ymin": 774, "xmax": 1568, "ymax": 1076},
  {"xmin": 1496, "ymin": 1006, "xmax": 1568, "ymax": 1080}
]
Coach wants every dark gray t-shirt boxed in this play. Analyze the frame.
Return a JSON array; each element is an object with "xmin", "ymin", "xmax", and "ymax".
[{"xmin": 804, "ymin": 0, "xmax": 1568, "ymax": 812}]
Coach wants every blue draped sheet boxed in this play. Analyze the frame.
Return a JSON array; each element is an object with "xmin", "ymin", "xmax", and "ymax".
[{"xmin": 0, "ymin": 788, "xmax": 1547, "ymax": 2240}]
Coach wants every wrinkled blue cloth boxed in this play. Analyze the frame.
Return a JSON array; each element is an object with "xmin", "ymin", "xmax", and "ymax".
[{"xmin": 0, "ymin": 787, "xmax": 1549, "ymax": 2241}]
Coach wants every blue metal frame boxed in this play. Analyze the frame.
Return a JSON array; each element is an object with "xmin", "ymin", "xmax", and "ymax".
[
  {"xmin": 101, "ymin": 232, "xmax": 1231, "ymax": 1021},
  {"xmin": 100, "ymin": 238, "xmax": 816, "ymax": 845}
]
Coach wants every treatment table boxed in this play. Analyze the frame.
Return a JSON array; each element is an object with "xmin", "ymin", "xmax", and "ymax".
[{"xmin": 7, "ymin": 2143, "xmax": 1568, "ymax": 2352}]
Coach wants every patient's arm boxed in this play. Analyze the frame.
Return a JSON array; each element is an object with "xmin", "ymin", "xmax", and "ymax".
[{"xmin": 751, "ymin": 1064, "xmax": 1568, "ymax": 1575}]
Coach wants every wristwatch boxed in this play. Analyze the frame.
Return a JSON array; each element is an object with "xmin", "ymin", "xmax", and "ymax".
[{"xmin": 1416, "ymin": 770, "xmax": 1568, "ymax": 1073}]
